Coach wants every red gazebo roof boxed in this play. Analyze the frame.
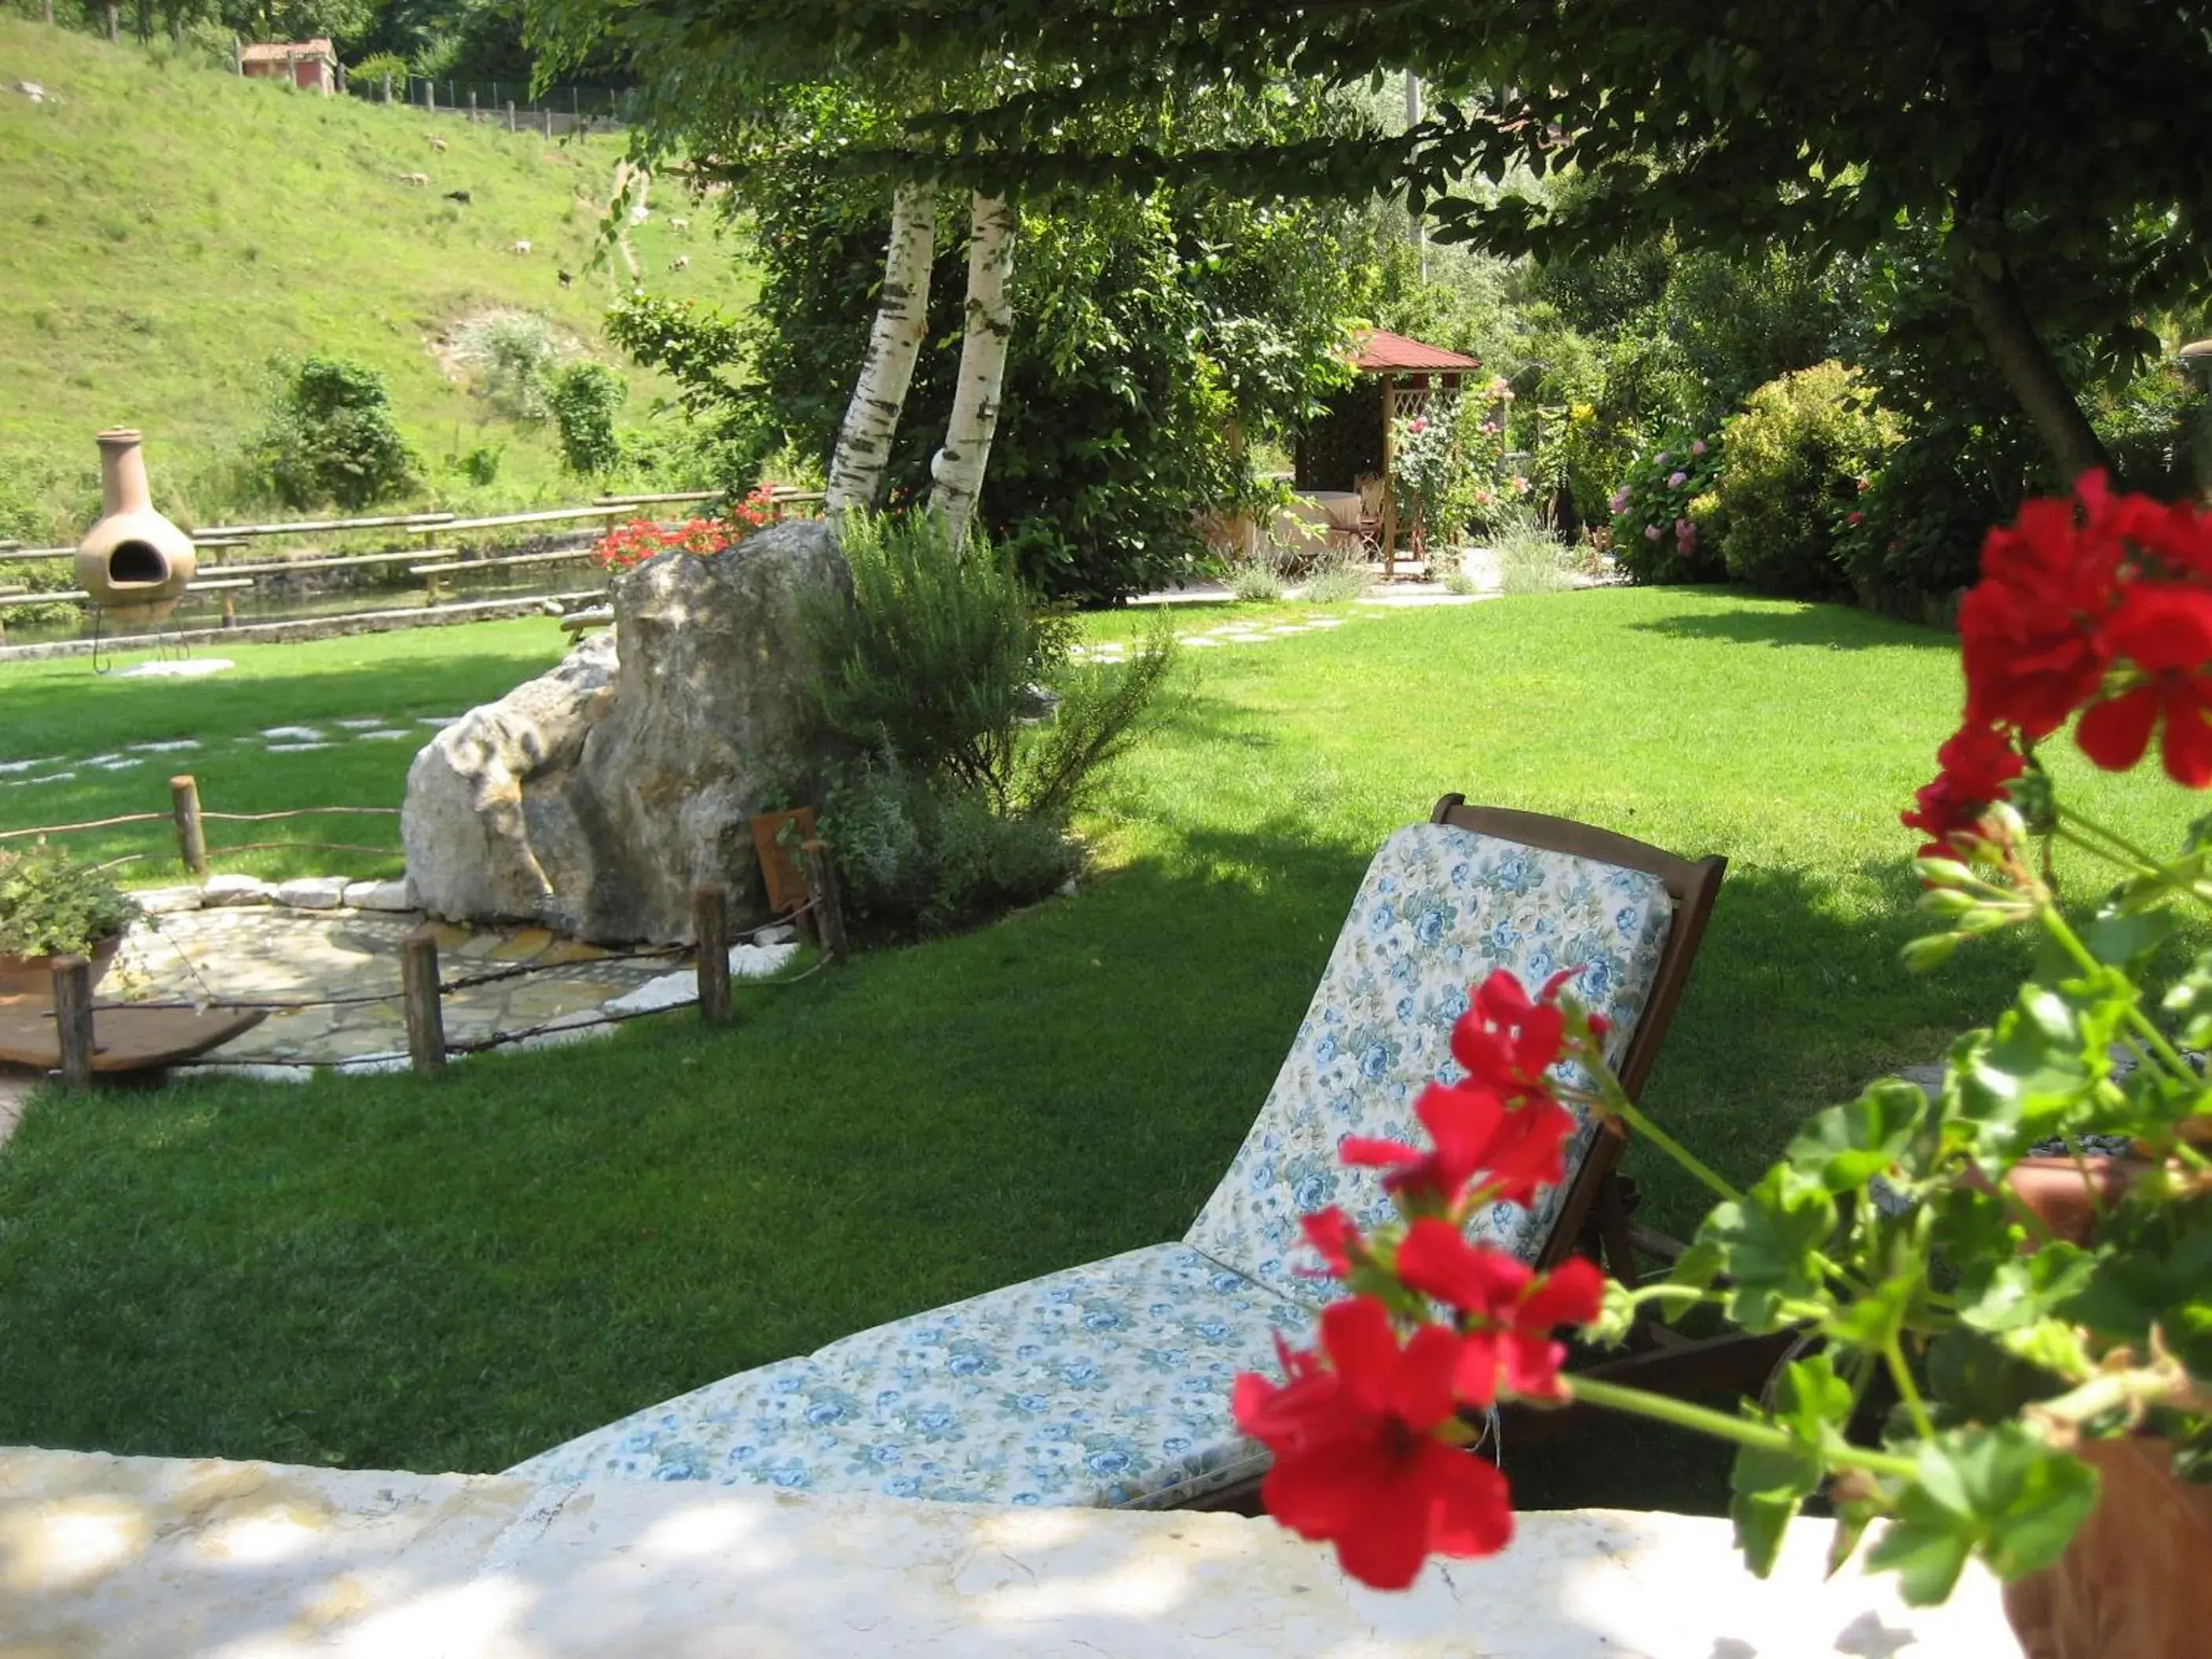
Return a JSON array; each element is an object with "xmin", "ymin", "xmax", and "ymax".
[{"xmin": 1350, "ymin": 328, "xmax": 1480, "ymax": 373}]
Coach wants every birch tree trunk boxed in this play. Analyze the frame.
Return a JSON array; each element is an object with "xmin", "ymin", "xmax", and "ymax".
[
  {"xmin": 928, "ymin": 193, "xmax": 1018, "ymax": 544},
  {"xmin": 826, "ymin": 180, "xmax": 939, "ymax": 515}
]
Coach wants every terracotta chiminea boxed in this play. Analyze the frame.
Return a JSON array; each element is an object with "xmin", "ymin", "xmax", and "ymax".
[{"xmin": 77, "ymin": 428, "xmax": 195, "ymax": 618}]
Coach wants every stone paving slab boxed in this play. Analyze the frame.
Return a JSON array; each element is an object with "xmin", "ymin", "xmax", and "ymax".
[{"xmin": 106, "ymin": 907, "xmax": 686, "ymax": 1071}]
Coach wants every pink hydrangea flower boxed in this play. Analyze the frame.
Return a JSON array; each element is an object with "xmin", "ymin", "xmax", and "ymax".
[
  {"xmin": 1644, "ymin": 525, "xmax": 1662, "ymax": 541},
  {"xmin": 1654, "ymin": 452, "xmax": 1671, "ymax": 467},
  {"xmin": 1610, "ymin": 488, "xmax": 1630, "ymax": 513},
  {"xmin": 1690, "ymin": 439, "xmax": 1708, "ymax": 456},
  {"xmin": 1667, "ymin": 471, "xmax": 1688, "ymax": 489}
]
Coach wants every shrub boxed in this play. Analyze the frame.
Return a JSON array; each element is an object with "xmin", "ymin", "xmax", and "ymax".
[
  {"xmin": 548, "ymin": 362, "xmax": 629, "ymax": 476},
  {"xmin": 822, "ymin": 754, "xmax": 1079, "ymax": 936},
  {"xmin": 1609, "ymin": 430, "xmax": 1725, "ymax": 584},
  {"xmin": 0, "ymin": 846, "xmax": 141, "ymax": 958},
  {"xmin": 1714, "ymin": 361, "xmax": 1898, "ymax": 597},
  {"xmin": 254, "ymin": 356, "xmax": 416, "ymax": 511},
  {"xmin": 349, "ymin": 52, "xmax": 410, "ymax": 92},
  {"xmin": 1489, "ymin": 507, "xmax": 1575, "ymax": 595},
  {"xmin": 803, "ymin": 509, "xmax": 1174, "ymax": 933},
  {"xmin": 1302, "ymin": 552, "xmax": 1372, "ymax": 605},
  {"xmin": 452, "ymin": 311, "xmax": 562, "ymax": 422},
  {"xmin": 1227, "ymin": 557, "xmax": 1286, "ymax": 602}
]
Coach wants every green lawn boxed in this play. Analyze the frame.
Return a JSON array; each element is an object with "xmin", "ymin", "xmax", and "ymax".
[{"xmin": 0, "ymin": 589, "xmax": 2192, "ymax": 1511}]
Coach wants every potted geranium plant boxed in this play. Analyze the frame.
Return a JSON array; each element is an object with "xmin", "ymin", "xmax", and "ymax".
[
  {"xmin": 0, "ymin": 845, "xmax": 141, "ymax": 998},
  {"xmin": 1234, "ymin": 472, "xmax": 2212, "ymax": 1655}
]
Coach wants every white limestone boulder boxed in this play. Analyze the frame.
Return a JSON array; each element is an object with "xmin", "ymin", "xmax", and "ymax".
[{"xmin": 401, "ymin": 521, "xmax": 850, "ymax": 943}]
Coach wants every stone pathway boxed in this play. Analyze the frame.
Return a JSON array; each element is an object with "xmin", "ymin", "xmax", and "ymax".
[{"xmin": 0, "ymin": 718, "xmax": 449, "ymax": 793}]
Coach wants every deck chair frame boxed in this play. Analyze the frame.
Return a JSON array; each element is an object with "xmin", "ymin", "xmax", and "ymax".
[
  {"xmin": 1427, "ymin": 797, "xmax": 1797, "ymax": 1434},
  {"xmin": 1188, "ymin": 797, "xmax": 1782, "ymax": 1510}
]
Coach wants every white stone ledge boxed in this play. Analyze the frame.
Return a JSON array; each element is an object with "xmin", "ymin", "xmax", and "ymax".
[{"xmin": 0, "ymin": 1445, "xmax": 2018, "ymax": 1657}]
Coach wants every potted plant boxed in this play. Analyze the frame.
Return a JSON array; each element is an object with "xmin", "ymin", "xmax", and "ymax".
[
  {"xmin": 0, "ymin": 845, "xmax": 142, "ymax": 998},
  {"xmin": 747, "ymin": 804, "xmax": 817, "ymax": 916},
  {"xmin": 1232, "ymin": 472, "xmax": 2212, "ymax": 1655}
]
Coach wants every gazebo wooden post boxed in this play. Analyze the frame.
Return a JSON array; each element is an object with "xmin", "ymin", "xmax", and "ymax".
[{"xmin": 1379, "ymin": 372, "xmax": 1397, "ymax": 579}]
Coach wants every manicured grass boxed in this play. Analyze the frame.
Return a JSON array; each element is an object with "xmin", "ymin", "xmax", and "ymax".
[
  {"xmin": 0, "ymin": 590, "xmax": 2193, "ymax": 1512},
  {"xmin": 0, "ymin": 620, "xmax": 570, "ymax": 883},
  {"xmin": 0, "ymin": 20, "xmax": 755, "ymax": 531}
]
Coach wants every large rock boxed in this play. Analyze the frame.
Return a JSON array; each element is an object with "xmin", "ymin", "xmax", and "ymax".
[{"xmin": 401, "ymin": 522, "xmax": 848, "ymax": 943}]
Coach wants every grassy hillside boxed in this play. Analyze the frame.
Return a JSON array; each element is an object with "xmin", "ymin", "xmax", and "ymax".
[{"xmin": 0, "ymin": 20, "xmax": 756, "ymax": 537}]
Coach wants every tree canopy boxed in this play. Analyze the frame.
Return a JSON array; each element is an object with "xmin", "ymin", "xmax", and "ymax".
[{"xmin": 529, "ymin": 0, "xmax": 2212, "ymax": 475}]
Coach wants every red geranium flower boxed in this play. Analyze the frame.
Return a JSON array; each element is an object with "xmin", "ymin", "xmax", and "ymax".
[
  {"xmin": 1341, "ymin": 1081, "xmax": 1576, "ymax": 1211},
  {"xmin": 1233, "ymin": 1297, "xmax": 1513, "ymax": 1588},
  {"xmin": 1452, "ymin": 969, "xmax": 1571, "ymax": 1104},
  {"xmin": 1298, "ymin": 1205, "xmax": 1364, "ymax": 1280},
  {"xmin": 1394, "ymin": 1220, "xmax": 1606, "ymax": 1404},
  {"xmin": 1958, "ymin": 484, "xmax": 2122, "ymax": 739},
  {"xmin": 1900, "ymin": 722, "xmax": 2023, "ymax": 856},
  {"xmin": 2076, "ymin": 584, "xmax": 2212, "ymax": 786}
]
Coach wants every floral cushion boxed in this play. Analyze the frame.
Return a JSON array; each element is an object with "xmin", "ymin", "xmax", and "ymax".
[
  {"xmin": 1181, "ymin": 822, "xmax": 1675, "ymax": 1306},
  {"xmin": 507, "ymin": 1243, "xmax": 1315, "ymax": 1509}
]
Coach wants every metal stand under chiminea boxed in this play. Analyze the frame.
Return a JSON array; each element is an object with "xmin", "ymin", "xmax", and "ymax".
[{"xmin": 77, "ymin": 428, "xmax": 196, "ymax": 672}]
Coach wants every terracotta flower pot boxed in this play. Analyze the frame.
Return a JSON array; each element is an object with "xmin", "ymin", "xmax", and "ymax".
[
  {"xmin": 748, "ymin": 806, "xmax": 817, "ymax": 915},
  {"xmin": 2002, "ymin": 1436, "xmax": 2212, "ymax": 1659},
  {"xmin": 0, "ymin": 934, "xmax": 123, "ymax": 1000},
  {"xmin": 1994, "ymin": 1155, "xmax": 2212, "ymax": 1657},
  {"xmin": 76, "ymin": 429, "xmax": 194, "ymax": 619}
]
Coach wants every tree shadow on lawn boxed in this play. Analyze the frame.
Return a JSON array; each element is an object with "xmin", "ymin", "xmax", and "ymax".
[
  {"xmin": 0, "ymin": 813, "xmax": 1992, "ymax": 1520},
  {"xmin": 1624, "ymin": 601, "xmax": 1954, "ymax": 653}
]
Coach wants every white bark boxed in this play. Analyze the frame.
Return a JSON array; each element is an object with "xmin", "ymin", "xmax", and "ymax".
[
  {"xmin": 826, "ymin": 180, "xmax": 939, "ymax": 516},
  {"xmin": 928, "ymin": 193, "xmax": 1018, "ymax": 544}
]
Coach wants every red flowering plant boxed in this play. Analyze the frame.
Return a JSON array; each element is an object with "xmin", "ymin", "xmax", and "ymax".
[
  {"xmin": 590, "ymin": 486, "xmax": 780, "ymax": 572},
  {"xmin": 1239, "ymin": 472, "xmax": 2212, "ymax": 1605}
]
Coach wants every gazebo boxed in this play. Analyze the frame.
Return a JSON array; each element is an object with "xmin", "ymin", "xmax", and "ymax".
[{"xmin": 1293, "ymin": 328, "xmax": 1481, "ymax": 575}]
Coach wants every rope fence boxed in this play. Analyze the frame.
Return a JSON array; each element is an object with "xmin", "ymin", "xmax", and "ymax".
[{"xmin": 30, "ymin": 851, "xmax": 848, "ymax": 1087}]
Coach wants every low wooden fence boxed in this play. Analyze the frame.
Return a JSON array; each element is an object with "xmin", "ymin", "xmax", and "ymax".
[
  {"xmin": 8, "ymin": 775, "xmax": 850, "ymax": 1086},
  {"xmin": 0, "ymin": 489, "xmax": 826, "ymax": 649}
]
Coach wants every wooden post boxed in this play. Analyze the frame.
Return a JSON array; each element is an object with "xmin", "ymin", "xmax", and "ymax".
[
  {"xmin": 469, "ymin": 89, "xmax": 478, "ymax": 123},
  {"xmin": 693, "ymin": 883, "xmax": 732, "ymax": 1025},
  {"xmin": 401, "ymin": 927, "xmax": 445, "ymax": 1074},
  {"xmin": 51, "ymin": 957, "xmax": 93, "ymax": 1090},
  {"xmin": 1379, "ymin": 371, "xmax": 1398, "ymax": 580},
  {"xmin": 381, "ymin": 73, "xmax": 393, "ymax": 105},
  {"xmin": 104, "ymin": 3, "xmax": 118, "ymax": 42},
  {"xmin": 800, "ymin": 840, "xmax": 848, "ymax": 965},
  {"xmin": 221, "ymin": 592, "xmax": 237, "ymax": 628},
  {"xmin": 42, "ymin": 0, "xmax": 54, "ymax": 25},
  {"xmin": 505, "ymin": 101, "xmax": 517, "ymax": 132},
  {"xmin": 542, "ymin": 107, "xmax": 553, "ymax": 139},
  {"xmin": 170, "ymin": 774, "xmax": 208, "ymax": 875}
]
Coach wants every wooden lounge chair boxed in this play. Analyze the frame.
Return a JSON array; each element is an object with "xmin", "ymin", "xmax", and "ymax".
[{"xmin": 507, "ymin": 797, "xmax": 1741, "ymax": 1507}]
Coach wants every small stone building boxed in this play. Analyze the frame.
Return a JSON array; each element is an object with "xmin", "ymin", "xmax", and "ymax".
[{"xmin": 240, "ymin": 39, "xmax": 339, "ymax": 96}]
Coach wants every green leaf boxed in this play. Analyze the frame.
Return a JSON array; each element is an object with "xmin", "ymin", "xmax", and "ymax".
[
  {"xmin": 1958, "ymin": 1245, "xmax": 2096, "ymax": 1335},
  {"xmin": 2083, "ymin": 905, "xmax": 2174, "ymax": 970},
  {"xmin": 1788, "ymin": 1080, "xmax": 1926, "ymax": 1195},
  {"xmin": 1866, "ymin": 1427, "xmax": 2100, "ymax": 1603},
  {"xmin": 1925, "ymin": 1328, "xmax": 2064, "ymax": 1425},
  {"xmin": 1694, "ymin": 1166, "xmax": 1837, "ymax": 1331}
]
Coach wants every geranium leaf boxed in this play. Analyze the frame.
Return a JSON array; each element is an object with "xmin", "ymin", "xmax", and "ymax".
[
  {"xmin": 1694, "ymin": 1166, "xmax": 1837, "ymax": 1332},
  {"xmin": 1787, "ymin": 1080, "xmax": 1927, "ymax": 1195}
]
